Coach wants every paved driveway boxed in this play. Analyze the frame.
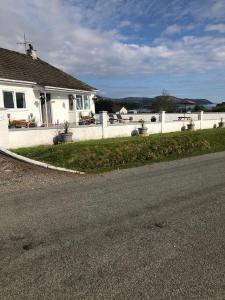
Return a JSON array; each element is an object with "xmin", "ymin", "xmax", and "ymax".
[
  {"xmin": 1, "ymin": 152, "xmax": 225, "ymax": 299},
  {"xmin": 0, "ymin": 153, "xmax": 76, "ymax": 192}
]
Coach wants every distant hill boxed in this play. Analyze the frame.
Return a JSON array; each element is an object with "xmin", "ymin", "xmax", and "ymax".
[
  {"xmin": 94, "ymin": 95, "xmax": 213, "ymax": 113},
  {"xmin": 96, "ymin": 95, "xmax": 212, "ymax": 105}
]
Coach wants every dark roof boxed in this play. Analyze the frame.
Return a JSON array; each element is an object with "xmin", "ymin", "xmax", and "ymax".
[
  {"xmin": 177, "ymin": 99, "xmax": 196, "ymax": 105},
  {"xmin": 0, "ymin": 47, "xmax": 96, "ymax": 91}
]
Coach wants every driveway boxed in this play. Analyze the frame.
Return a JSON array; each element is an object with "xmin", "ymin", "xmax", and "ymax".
[
  {"xmin": 0, "ymin": 153, "xmax": 77, "ymax": 192},
  {"xmin": 1, "ymin": 152, "xmax": 225, "ymax": 299}
]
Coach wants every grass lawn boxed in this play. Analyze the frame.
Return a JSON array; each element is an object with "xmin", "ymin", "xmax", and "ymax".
[{"xmin": 13, "ymin": 128, "xmax": 225, "ymax": 173}]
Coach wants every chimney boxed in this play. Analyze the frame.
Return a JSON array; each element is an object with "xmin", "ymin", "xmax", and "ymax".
[{"xmin": 26, "ymin": 44, "xmax": 37, "ymax": 60}]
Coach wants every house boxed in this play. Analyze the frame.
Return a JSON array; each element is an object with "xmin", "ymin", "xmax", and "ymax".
[
  {"xmin": 127, "ymin": 109, "xmax": 138, "ymax": 114},
  {"xmin": 0, "ymin": 45, "xmax": 97, "ymax": 126},
  {"xmin": 116, "ymin": 106, "xmax": 128, "ymax": 115}
]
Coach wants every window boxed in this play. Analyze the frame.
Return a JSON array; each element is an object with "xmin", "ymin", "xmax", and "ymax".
[
  {"xmin": 68, "ymin": 95, "xmax": 74, "ymax": 111},
  {"xmin": 69, "ymin": 98, "xmax": 74, "ymax": 111},
  {"xmin": 76, "ymin": 95, "xmax": 91, "ymax": 110},
  {"xmin": 3, "ymin": 91, "xmax": 26, "ymax": 109},
  {"xmin": 84, "ymin": 95, "xmax": 90, "ymax": 110},
  {"xmin": 3, "ymin": 91, "xmax": 14, "ymax": 108},
  {"xmin": 16, "ymin": 92, "xmax": 26, "ymax": 108},
  {"xmin": 76, "ymin": 95, "xmax": 83, "ymax": 110}
]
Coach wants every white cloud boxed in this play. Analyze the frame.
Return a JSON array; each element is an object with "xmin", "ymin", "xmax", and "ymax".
[
  {"xmin": 162, "ymin": 24, "xmax": 182, "ymax": 35},
  {"xmin": 205, "ymin": 23, "xmax": 225, "ymax": 33},
  {"xmin": 118, "ymin": 20, "xmax": 132, "ymax": 28},
  {"xmin": 1, "ymin": 0, "xmax": 225, "ymax": 79},
  {"xmin": 118, "ymin": 20, "xmax": 141, "ymax": 32},
  {"xmin": 207, "ymin": 0, "xmax": 225, "ymax": 18},
  {"xmin": 194, "ymin": 0, "xmax": 225, "ymax": 20},
  {"xmin": 162, "ymin": 24, "xmax": 194, "ymax": 36}
]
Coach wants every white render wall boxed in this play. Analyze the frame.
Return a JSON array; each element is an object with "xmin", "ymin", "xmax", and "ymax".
[
  {"xmin": 123, "ymin": 112, "xmax": 225, "ymax": 122},
  {"xmin": 7, "ymin": 125, "xmax": 103, "ymax": 148},
  {"xmin": 0, "ymin": 82, "xmax": 41, "ymax": 124},
  {"xmin": 0, "ymin": 82, "xmax": 95, "ymax": 125},
  {"xmin": 0, "ymin": 111, "xmax": 225, "ymax": 149},
  {"xmin": 0, "ymin": 109, "xmax": 9, "ymax": 148}
]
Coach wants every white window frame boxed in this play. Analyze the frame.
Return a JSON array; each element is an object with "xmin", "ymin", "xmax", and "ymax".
[
  {"xmin": 76, "ymin": 95, "xmax": 83, "ymax": 111},
  {"xmin": 2, "ymin": 90, "xmax": 26, "ymax": 109},
  {"xmin": 15, "ymin": 92, "xmax": 26, "ymax": 109},
  {"xmin": 75, "ymin": 94, "xmax": 91, "ymax": 111},
  {"xmin": 68, "ymin": 96, "xmax": 74, "ymax": 111},
  {"xmin": 84, "ymin": 95, "xmax": 90, "ymax": 110},
  {"xmin": 3, "ymin": 91, "xmax": 14, "ymax": 109}
]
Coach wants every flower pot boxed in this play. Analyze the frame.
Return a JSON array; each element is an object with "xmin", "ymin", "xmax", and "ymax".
[
  {"xmin": 60, "ymin": 132, "xmax": 73, "ymax": 143},
  {"xmin": 187, "ymin": 123, "xmax": 195, "ymax": 131},
  {"xmin": 138, "ymin": 127, "xmax": 148, "ymax": 135},
  {"xmin": 28, "ymin": 122, "xmax": 37, "ymax": 128}
]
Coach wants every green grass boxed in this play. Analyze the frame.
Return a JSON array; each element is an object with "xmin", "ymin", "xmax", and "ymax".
[{"xmin": 13, "ymin": 128, "xmax": 225, "ymax": 173}]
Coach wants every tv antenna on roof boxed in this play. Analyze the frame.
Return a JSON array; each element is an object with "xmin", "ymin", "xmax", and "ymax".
[{"xmin": 17, "ymin": 33, "xmax": 33, "ymax": 52}]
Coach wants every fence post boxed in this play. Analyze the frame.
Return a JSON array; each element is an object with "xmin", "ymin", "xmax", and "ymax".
[
  {"xmin": 0, "ymin": 109, "xmax": 9, "ymax": 148},
  {"xmin": 198, "ymin": 111, "xmax": 204, "ymax": 129},
  {"xmin": 99, "ymin": 111, "xmax": 108, "ymax": 138},
  {"xmin": 160, "ymin": 111, "xmax": 166, "ymax": 133}
]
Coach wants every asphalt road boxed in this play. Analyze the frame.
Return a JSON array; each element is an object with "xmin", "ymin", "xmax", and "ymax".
[{"xmin": 1, "ymin": 152, "xmax": 225, "ymax": 299}]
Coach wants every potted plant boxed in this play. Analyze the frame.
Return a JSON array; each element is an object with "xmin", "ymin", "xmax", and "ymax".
[
  {"xmin": 28, "ymin": 116, "xmax": 37, "ymax": 128},
  {"xmin": 138, "ymin": 119, "xmax": 148, "ymax": 135},
  {"xmin": 60, "ymin": 121, "xmax": 73, "ymax": 142},
  {"xmin": 187, "ymin": 118, "xmax": 195, "ymax": 131},
  {"xmin": 218, "ymin": 118, "xmax": 224, "ymax": 128},
  {"xmin": 151, "ymin": 116, "xmax": 157, "ymax": 122},
  {"xmin": 8, "ymin": 119, "xmax": 16, "ymax": 129}
]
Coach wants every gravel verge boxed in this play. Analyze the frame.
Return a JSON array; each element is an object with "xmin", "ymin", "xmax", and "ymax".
[{"xmin": 0, "ymin": 153, "xmax": 79, "ymax": 193}]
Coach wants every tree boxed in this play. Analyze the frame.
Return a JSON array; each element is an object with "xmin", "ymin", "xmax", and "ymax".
[
  {"xmin": 193, "ymin": 105, "xmax": 206, "ymax": 112},
  {"xmin": 151, "ymin": 90, "xmax": 178, "ymax": 113},
  {"xmin": 95, "ymin": 97, "xmax": 123, "ymax": 113},
  {"xmin": 212, "ymin": 102, "xmax": 225, "ymax": 112}
]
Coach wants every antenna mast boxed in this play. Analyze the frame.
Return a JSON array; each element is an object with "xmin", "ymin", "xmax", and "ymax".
[{"xmin": 17, "ymin": 33, "xmax": 32, "ymax": 52}]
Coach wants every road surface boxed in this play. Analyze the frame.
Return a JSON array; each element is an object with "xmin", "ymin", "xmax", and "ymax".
[{"xmin": 1, "ymin": 152, "xmax": 225, "ymax": 299}]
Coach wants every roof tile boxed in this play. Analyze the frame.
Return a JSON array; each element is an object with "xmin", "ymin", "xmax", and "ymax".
[{"xmin": 0, "ymin": 48, "xmax": 96, "ymax": 91}]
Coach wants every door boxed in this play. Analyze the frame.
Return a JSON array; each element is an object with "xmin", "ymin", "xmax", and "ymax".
[{"xmin": 40, "ymin": 93, "xmax": 52, "ymax": 125}]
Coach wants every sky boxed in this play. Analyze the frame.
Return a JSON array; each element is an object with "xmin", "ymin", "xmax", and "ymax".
[{"xmin": 1, "ymin": 0, "xmax": 225, "ymax": 102}]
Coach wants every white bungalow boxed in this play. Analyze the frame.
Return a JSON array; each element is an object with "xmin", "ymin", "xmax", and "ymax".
[
  {"xmin": 0, "ymin": 45, "xmax": 97, "ymax": 126},
  {"xmin": 116, "ymin": 106, "xmax": 128, "ymax": 115}
]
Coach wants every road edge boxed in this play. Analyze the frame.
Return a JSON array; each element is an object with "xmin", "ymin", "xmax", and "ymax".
[{"xmin": 0, "ymin": 148, "xmax": 85, "ymax": 175}]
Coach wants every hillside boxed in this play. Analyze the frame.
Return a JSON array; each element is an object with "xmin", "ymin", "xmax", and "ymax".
[
  {"xmin": 94, "ymin": 95, "xmax": 213, "ymax": 113},
  {"xmin": 97, "ymin": 95, "xmax": 213, "ymax": 105}
]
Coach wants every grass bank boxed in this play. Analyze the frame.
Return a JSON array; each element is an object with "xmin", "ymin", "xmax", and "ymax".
[{"xmin": 13, "ymin": 128, "xmax": 225, "ymax": 173}]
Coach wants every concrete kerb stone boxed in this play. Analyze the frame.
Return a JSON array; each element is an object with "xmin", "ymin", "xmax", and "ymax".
[{"xmin": 0, "ymin": 148, "xmax": 85, "ymax": 175}]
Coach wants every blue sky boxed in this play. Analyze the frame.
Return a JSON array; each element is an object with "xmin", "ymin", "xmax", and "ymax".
[{"xmin": 1, "ymin": 0, "xmax": 225, "ymax": 102}]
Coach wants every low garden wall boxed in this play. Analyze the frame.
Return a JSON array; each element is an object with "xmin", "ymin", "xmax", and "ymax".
[{"xmin": 0, "ymin": 109, "xmax": 224, "ymax": 149}]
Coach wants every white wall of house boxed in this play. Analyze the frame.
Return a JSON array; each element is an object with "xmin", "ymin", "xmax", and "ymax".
[
  {"xmin": 0, "ymin": 108, "xmax": 9, "ymax": 148},
  {"xmin": 50, "ymin": 93, "xmax": 70, "ymax": 124},
  {"xmin": 118, "ymin": 107, "xmax": 128, "ymax": 114},
  {"xmin": 68, "ymin": 96, "xmax": 95, "ymax": 124},
  {"xmin": 0, "ymin": 82, "xmax": 95, "ymax": 125},
  {"xmin": 0, "ymin": 82, "xmax": 41, "ymax": 124}
]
